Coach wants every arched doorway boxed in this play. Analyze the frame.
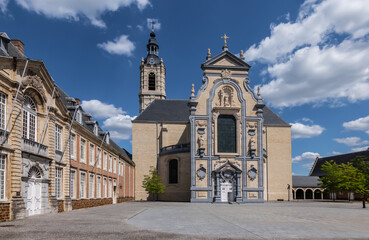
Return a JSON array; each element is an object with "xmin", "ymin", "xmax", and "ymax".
[
  {"xmin": 314, "ymin": 189, "xmax": 322, "ymax": 200},
  {"xmin": 26, "ymin": 166, "xmax": 43, "ymax": 216},
  {"xmin": 296, "ymin": 189, "xmax": 304, "ymax": 199},
  {"xmin": 305, "ymin": 189, "xmax": 313, "ymax": 199}
]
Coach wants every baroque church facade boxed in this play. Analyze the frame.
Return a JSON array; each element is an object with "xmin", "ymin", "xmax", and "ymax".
[{"xmin": 133, "ymin": 32, "xmax": 292, "ymax": 202}]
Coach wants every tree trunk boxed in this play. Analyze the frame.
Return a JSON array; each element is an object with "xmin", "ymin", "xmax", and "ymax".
[{"xmin": 363, "ymin": 197, "xmax": 366, "ymax": 208}]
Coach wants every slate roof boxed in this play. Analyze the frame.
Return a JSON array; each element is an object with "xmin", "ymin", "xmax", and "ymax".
[
  {"xmin": 133, "ymin": 99, "xmax": 289, "ymax": 127},
  {"xmin": 56, "ymin": 85, "xmax": 133, "ymax": 164},
  {"xmin": 0, "ymin": 32, "xmax": 26, "ymax": 58},
  {"xmin": 263, "ymin": 106, "xmax": 290, "ymax": 126},
  {"xmin": 292, "ymin": 176, "xmax": 320, "ymax": 188},
  {"xmin": 309, "ymin": 149, "xmax": 369, "ymax": 176},
  {"xmin": 133, "ymin": 99, "xmax": 190, "ymax": 123}
]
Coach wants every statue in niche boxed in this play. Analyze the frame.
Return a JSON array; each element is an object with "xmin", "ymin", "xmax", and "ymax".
[
  {"xmin": 197, "ymin": 134, "xmax": 205, "ymax": 149},
  {"xmin": 217, "ymin": 86, "xmax": 234, "ymax": 107},
  {"xmin": 249, "ymin": 136, "xmax": 256, "ymax": 150}
]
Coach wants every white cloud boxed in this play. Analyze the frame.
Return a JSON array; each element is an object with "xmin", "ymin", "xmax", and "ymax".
[
  {"xmin": 302, "ymin": 162, "xmax": 314, "ymax": 169},
  {"xmin": 333, "ymin": 137, "xmax": 369, "ymax": 146},
  {"xmin": 351, "ymin": 146, "xmax": 369, "ymax": 152},
  {"xmin": 97, "ymin": 35, "xmax": 135, "ymax": 56},
  {"xmin": 81, "ymin": 99, "xmax": 125, "ymax": 119},
  {"xmin": 332, "ymin": 151, "xmax": 342, "ymax": 155},
  {"xmin": 291, "ymin": 122, "xmax": 325, "ymax": 139},
  {"xmin": 292, "ymin": 152, "xmax": 320, "ymax": 163},
  {"xmin": 136, "ymin": 25, "xmax": 143, "ymax": 31},
  {"xmin": 0, "ymin": 0, "xmax": 8, "ymax": 12},
  {"xmin": 13, "ymin": 0, "xmax": 151, "ymax": 28},
  {"xmin": 103, "ymin": 114, "xmax": 135, "ymax": 140},
  {"xmin": 146, "ymin": 18, "xmax": 161, "ymax": 31},
  {"xmin": 343, "ymin": 115, "xmax": 369, "ymax": 134},
  {"xmin": 246, "ymin": 0, "xmax": 369, "ymax": 108}
]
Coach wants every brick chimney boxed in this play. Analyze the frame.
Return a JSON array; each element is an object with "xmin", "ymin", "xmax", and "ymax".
[{"xmin": 11, "ymin": 39, "xmax": 25, "ymax": 56}]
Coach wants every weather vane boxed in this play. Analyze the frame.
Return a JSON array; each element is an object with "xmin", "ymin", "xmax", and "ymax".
[
  {"xmin": 221, "ymin": 34, "xmax": 229, "ymax": 46},
  {"xmin": 151, "ymin": 20, "xmax": 155, "ymax": 32}
]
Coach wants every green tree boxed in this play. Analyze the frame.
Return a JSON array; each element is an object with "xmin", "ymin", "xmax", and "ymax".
[
  {"xmin": 350, "ymin": 156, "xmax": 369, "ymax": 208},
  {"xmin": 318, "ymin": 160, "xmax": 345, "ymax": 201},
  {"xmin": 142, "ymin": 167, "xmax": 165, "ymax": 201}
]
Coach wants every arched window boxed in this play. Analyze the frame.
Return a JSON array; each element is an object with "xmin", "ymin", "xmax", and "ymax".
[
  {"xmin": 28, "ymin": 165, "xmax": 42, "ymax": 179},
  {"xmin": 148, "ymin": 73, "xmax": 156, "ymax": 90},
  {"xmin": 168, "ymin": 159, "xmax": 178, "ymax": 184},
  {"xmin": 217, "ymin": 115, "xmax": 236, "ymax": 153},
  {"xmin": 23, "ymin": 96, "xmax": 37, "ymax": 141}
]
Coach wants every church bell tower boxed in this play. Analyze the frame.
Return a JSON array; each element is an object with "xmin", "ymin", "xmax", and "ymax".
[{"xmin": 139, "ymin": 29, "xmax": 166, "ymax": 113}]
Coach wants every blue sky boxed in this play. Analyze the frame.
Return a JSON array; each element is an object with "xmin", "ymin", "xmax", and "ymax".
[{"xmin": 1, "ymin": 0, "xmax": 369, "ymax": 175}]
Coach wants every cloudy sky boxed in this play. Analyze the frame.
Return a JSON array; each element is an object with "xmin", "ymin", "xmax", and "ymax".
[{"xmin": 1, "ymin": 0, "xmax": 369, "ymax": 175}]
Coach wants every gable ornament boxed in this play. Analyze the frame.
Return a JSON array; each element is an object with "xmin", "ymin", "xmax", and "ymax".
[
  {"xmin": 221, "ymin": 69, "xmax": 231, "ymax": 79},
  {"xmin": 22, "ymin": 75, "xmax": 46, "ymax": 100}
]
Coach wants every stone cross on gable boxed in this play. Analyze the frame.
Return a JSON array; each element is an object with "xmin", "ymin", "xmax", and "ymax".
[
  {"xmin": 221, "ymin": 34, "xmax": 229, "ymax": 46},
  {"xmin": 151, "ymin": 20, "xmax": 155, "ymax": 32}
]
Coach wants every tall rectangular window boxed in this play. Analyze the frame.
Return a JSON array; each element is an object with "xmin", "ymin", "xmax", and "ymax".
[
  {"xmin": 55, "ymin": 167, "xmax": 62, "ymax": 199},
  {"xmin": 0, "ymin": 92, "xmax": 6, "ymax": 130},
  {"xmin": 70, "ymin": 134, "xmax": 75, "ymax": 159},
  {"xmin": 113, "ymin": 158, "xmax": 116, "ymax": 174},
  {"xmin": 109, "ymin": 178, "xmax": 112, "ymax": 198},
  {"xmin": 103, "ymin": 153, "xmax": 107, "ymax": 170},
  {"xmin": 80, "ymin": 139, "xmax": 86, "ymax": 163},
  {"xmin": 96, "ymin": 175, "xmax": 101, "ymax": 198},
  {"xmin": 70, "ymin": 169, "xmax": 75, "ymax": 199},
  {"xmin": 89, "ymin": 174, "xmax": 94, "ymax": 198},
  {"xmin": 80, "ymin": 172, "xmax": 86, "ymax": 198},
  {"xmin": 0, "ymin": 154, "xmax": 6, "ymax": 200},
  {"xmin": 97, "ymin": 148, "xmax": 101, "ymax": 168},
  {"xmin": 89, "ymin": 144, "xmax": 94, "ymax": 166},
  {"xmin": 109, "ymin": 156, "xmax": 112, "ymax": 172},
  {"xmin": 217, "ymin": 115, "xmax": 236, "ymax": 153},
  {"xmin": 55, "ymin": 124, "xmax": 62, "ymax": 151},
  {"xmin": 103, "ymin": 177, "xmax": 107, "ymax": 198}
]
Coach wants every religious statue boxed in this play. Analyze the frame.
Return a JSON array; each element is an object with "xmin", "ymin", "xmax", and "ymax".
[{"xmin": 198, "ymin": 134, "xmax": 205, "ymax": 149}]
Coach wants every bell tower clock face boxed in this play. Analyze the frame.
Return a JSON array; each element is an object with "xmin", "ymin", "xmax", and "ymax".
[{"xmin": 149, "ymin": 57, "xmax": 154, "ymax": 64}]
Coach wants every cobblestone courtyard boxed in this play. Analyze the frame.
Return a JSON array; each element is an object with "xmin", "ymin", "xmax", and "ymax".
[{"xmin": 0, "ymin": 201, "xmax": 368, "ymax": 239}]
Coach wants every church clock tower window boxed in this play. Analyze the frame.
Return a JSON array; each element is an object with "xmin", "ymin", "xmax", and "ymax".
[{"xmin": 148, "ymin": 73, "xmax": 156, "ymax": 90}]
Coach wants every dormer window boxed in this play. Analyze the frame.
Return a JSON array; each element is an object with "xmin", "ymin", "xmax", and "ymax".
[
  {"xmin": 94, "ymin": 124, "xmax": 98, "ymax": 136},
  {"xmin": 105, "ymin": 133, "xmax": 110, "ymax": 144},
  {"xmin": 75, "ymin": 109, "xmax": 82, "ymax": 124}
]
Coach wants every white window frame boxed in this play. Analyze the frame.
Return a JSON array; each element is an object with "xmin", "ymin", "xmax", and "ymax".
[
  {"xmin": 94, "ymin": 124, "xmax": 98, "ymax": 136},
  {"xmin": 89, "ymin": 144, "xmax": 94, "ymax": 166},
  {"xmin": 76, "ymin": 109, "xmax": 82, "ymax": 124},
  {"xmin": 70, "ymin": 169, "xmax": 76, "ymax": 199},
  {"xmin": 96, "ymin": 175, "xmax": 101, "ymax": 198},
  {"xmin": 70, "ymin": 134, "xmax": 75, "ymax": 159},
  {"xmin": 89, "ymin": 173, "xmax": 94, "ymax": 199},
  {"xmin": 109, "ymin": 156, "xmax": 112, "ymax": 172},
  {"xmin": 23, "ymin": 96, "xmax": 37, "ymax": 141},
  {"xmin": 109, "ymin": 178, "xmax": 112, "ymax": 198},
  {"xmin": 0, "ymin": 92, "xmax": 6, "ymax": 130},
  {"xmin": 113, "ymin": 158, "xmax": 116, "ymax": 174},
  {"xmin": 97, "ymin": 148, "xmax": 101, "ymax": 168},
  {"xmin": 55, "ymin": 167, "xmax": 62, "ymax": 199},
  {"xmin": 80, "ymin": 171, "xmax": 86, "ymax": 198},
  {"xmin": 103, "ymin": 152, "xmax": 107, "ymax": 171},
  {"xmin": 55, "ymin": 124, "xmax": 62, "ymax": 151},
  {"xmin": 103, "ymin": 177, "xmax": 107, "ymax": 198},
  {"xmin": 80, "ymin": 139, "xmax": 86, "ymax": 163},
  {"xmin": 0, "ymin": 154, "xmax": 6, "ymax": 200}
]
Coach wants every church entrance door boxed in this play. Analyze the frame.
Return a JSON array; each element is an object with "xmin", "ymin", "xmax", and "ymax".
[
  {"xmin": 220, "ymin": 182, "xmax": 233, "ymax": 202},
  {"xmin": 26, "ymin": 178, "xmax": 42, "ymax": 216}
]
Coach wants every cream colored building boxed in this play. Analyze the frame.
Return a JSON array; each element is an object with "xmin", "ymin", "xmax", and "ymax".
[{"xmin": 133, "ymin": 32, "xmax": 292, "ymax": 203}]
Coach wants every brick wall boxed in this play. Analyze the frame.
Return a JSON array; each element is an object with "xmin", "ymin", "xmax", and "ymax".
[
  {"xmin": 117, "ymin": 197, "xmax": 134, "ymax": 203},
  {"xmin": 72, "ymin": 198, "xmax": 112, "ymax": 210},
  {"xmin": 0, "ymin": 202, "xmax": 10, "ymax": 222},
  {"xmin": 57, "ymin": 200, "xmax": 64, "ymax": 213}
]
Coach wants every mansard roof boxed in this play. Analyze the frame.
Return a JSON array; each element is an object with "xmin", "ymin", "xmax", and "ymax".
[
  {"xmin": 201, "ymin": 50, "xmax": 251, "ymax": 71},
  {"xmin": 56, "ymin": 86, "xmax": 133, "ymax": 163},
  {"xmin": 133, "ymin": 99, "xmax": 290, "ymax": 127},
  {"xmin": 309, "ymin": 149, "xmax": 369, "ymax": 176},
  {"xmin": 292, "ymin": 176, "xmax": 320, "ymax": 188},
  {"xmin": 0, "ymin": 32, "xmax": 26, "ymax": 59}
]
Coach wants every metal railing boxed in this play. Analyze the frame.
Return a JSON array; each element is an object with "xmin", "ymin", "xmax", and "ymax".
[{"xmin": 159, "ymin": 143, "xmax": 190, "ymax": 156}]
